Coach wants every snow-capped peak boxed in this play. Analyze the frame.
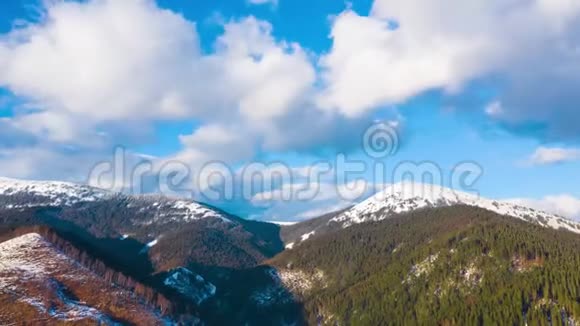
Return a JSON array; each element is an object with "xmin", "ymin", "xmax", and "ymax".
[
  {"xmin": 0, "ymin": 177, "xmax": 231, "ymax": 224},
  {"xmin": 0, "ymin": 177, "xmax": 111, "ymax": 206},
  {"xmin": 331, "ymin": 181, "xmax": 580, "ymax": 234}
]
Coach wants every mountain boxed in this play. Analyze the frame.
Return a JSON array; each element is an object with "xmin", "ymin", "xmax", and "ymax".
[
  {"xmin": 0, "ymin": 230, "xmax": 176, "ymax": 325},
  {"xmin": 270, "ymin": 205, "xmax": 580, "ymax": 325},
  {"xmin": 4, "ymin": 177, "xmax": 580, "ymax": 325},
  {"xmin": 0, "ymin": 177, "xmax": 301, "ymax": 325},
  {"xmin": 282, "ymin": 181, "xmax": 580, "ymax": 247},
  {"xmin": 0, "ymin": 177, "xmax": 283, "ymax": 271}
]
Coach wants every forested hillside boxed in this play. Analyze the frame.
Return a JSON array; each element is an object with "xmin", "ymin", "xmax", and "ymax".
[{"xmin": 270, "ymin": 206, "xmax": 580, "ymax": 325}]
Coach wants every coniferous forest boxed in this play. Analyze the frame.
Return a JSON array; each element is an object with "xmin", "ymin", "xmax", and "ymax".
[{"xmin": 270, "ymin": 206, "xmax": 580, "ymax": 325}]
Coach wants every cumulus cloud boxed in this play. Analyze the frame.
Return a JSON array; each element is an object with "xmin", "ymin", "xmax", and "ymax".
[
  {"xmin": 0, "ymin": 0, "xmax": 374, "ymax": 181},
  {"xmin": 318, "ymin": 0, "xmax": 580, "ymax": 141},
  {"xmin": 317, "ymin": 9, "xmax": 490, "ymax": 117},
  {"xmin": 0, "ymin": 0, "xmax": 316, "ymax": 136},
  {"xmin": 211, "ymin": 17, "xmax": 315, "ymax": 122},
  {"xmin": 178, "ymin": 124, "xmax": 255, "ymax": 164},
  {"xmin": 1, "ymin": 0, "xmax": 386, "ymax": 160},
  {"xmin": 0, "ymin": 0, "xmax": 201, "ymax": 123},
  {"xmin": 528, "ymin": 146, "xmax": 580, "ymax": 165},
  {"xmin": 511, "ymin": 195, "xmax": 580, "ymax": 221}
]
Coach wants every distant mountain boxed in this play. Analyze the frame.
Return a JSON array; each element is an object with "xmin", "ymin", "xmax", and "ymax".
[
  {"xmin": 0, "ymin": 177, "xmax": 301, "ymax": 325},
  {"xmin": 281, "ymin": 182, "xmax": 580, "ymax": 247},
  {"xmin": 270, "ymin": 206, "xmax": 580, "ymax": 325},
  {"xmin": 0, "ymin": 177, "xmax": 283, "ymax": 271}
]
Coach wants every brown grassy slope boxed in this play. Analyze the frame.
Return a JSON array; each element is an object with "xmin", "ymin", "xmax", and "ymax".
[{"xmin": 0, "ymin": 231, "xmax": 168, "ymax": 325}]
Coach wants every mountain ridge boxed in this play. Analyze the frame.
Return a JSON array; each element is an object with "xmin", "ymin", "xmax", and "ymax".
[
  {"xmin": 2, "ymin": 177, "xmax": 580, "ymax": 324},
  {"xmin": 0, "ymin": 177, "xmax": 284, "ymax": 272},
  {"xmin": 281, "ymin": 181, "xmax": 580, "ymax": 248},
  {"xmin": 332, "ymin": 181, "xmax": 580, "ymax": 232}
]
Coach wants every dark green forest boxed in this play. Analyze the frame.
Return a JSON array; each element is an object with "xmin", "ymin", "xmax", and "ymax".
[{"xmin": 270, "ymin": 206, "xmax": 580, "ymax": 325}]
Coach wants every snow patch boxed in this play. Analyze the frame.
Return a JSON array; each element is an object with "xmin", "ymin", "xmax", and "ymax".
[
  {"xmin": 267, "ymin": 221, "xmax": 298, "ymax": 226},
  {"xmin": 300, "ymin": 231, "xmax": 315, "ymax": 242},
  {"xmin": 146, "ymin": 239, "xmax": 158, "ymax": 247},
  {"xmin": 275, "ymin": 268, "xmax": 326, "ymax": 295},
  {"xmin": 460, "ymin": 262, "xmax": 483, "ymax": 286},
  {"xmin": 139, "ymin": 237, "xmax": 160, "ymax": 254},
  {"xmin": 163, "ymin": 267, "xmax": 216, "ymax": 305},
  {"xmin": 48, "ymin": 279, "xmax": 119, "ymax": 324},
  {"xmin": 406, "ymin": 253, "xmax": 439, "ymax": 282}
]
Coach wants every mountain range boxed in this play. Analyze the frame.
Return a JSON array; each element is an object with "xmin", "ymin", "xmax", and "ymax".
[{"xmin": 1, "ymin": 177, "xmax": 580, "ymax": 325}]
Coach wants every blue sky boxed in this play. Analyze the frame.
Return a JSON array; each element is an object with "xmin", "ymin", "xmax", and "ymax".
[{"xmin": 0, "ymin": 0, "xmax": 579, "ymax": 221}]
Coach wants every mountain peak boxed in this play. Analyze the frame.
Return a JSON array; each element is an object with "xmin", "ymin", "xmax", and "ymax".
[
  {"xmin": 331, "ymin": 181, "xmax": 580, "ymax": 234},
  {"xmin": 0, "ymin": 177, "xmax": 111, "ymax": 207}
]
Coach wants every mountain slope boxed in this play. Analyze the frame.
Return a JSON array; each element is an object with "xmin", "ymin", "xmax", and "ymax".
[
  {"xmin": 0, "ymin": 177, "xmax": 283, "ymax": 271},
  {"xmin": 270, "ymin": 206, "xmax": 580, "ymax": 325},
  {"xmin": 279, "ymin": 208, "xmax": 351, "ymax": 250},
  {"xmin": 0, "ymin": 232, "xmax": 173, "ymax": 325},
  {"xmin": 282, "ymin": 182, "xmax": 580, "ymax": 247},
  {"xmin": 0, "ymin": 178, "xmax": 296, "ymax": 324}
]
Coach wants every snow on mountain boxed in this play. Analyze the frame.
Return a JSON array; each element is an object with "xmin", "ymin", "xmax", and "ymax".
[
  {"xmin": 163, "ymin": 267, "xmax": 216, "ymax": 305},
  {"xmin": 0, "ymin": 233, "xmax": 165, "ymax": 324},
  {"xmin": 300, "ymin": 231, "xmax": 316, "ymax": 241},
  {"xmin": 0, "ymin": 233, "xmax": 77, "ymax": 282},
  {"xmin": 266, "ymin": 221, "xmax": 298, "ymax": 226},
  {"xmin": 0, "ymin": 177, "xmax": 231, "ymax": 224},
  {"xmin": 331, "ymin": 182, "xmax": 580, "ymax": 234},
  {"xmin": 0, "ymin": 177, "xmax": 110, "ymax": 207}
]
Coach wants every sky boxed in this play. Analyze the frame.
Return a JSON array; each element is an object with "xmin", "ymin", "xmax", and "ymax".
[{"xmin": 0, "ymin": 0, "xmax": 579, "ymax": 221}]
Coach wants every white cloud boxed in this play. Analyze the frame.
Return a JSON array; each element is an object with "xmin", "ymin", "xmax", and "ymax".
[
  {"xmin": 528, "ymin": 146, "xmax": 580, "ymax": 165},
  {"xmin": 251, "ymin": 179, "xmax": 381, "ymax": 205},
  {"xmin": 0, "ymin": 146, "xmax": 109, "ymax": 182},
  {"xmin": 176, "ymin": 124, "xmax": 256, "ymax": 164},
  {"xmin": 0, "ymin": 1, "xmax": 316, "ymax": 146},
  {"xmin": 0, "ymin": 0, "xmax": 343, "ymax": 177},
  {"xmin": 511, "ymin": 195, "xmax": 580, "ymax": 221},
  {"xmin": 317, "ymin": 9, "xmax": 490, "ymax": 117},
  {"xmin": 295, "ymin": 202, "xmax": 352, "ymax": 219},
  {"xmin": 318, "ymin": 0, "xmax": 580, "ymax": 139},
  {"xmin": 212, "ymin": 17, "xmax": 315, "ymax": 122},
  {"xmin": 0, "ymin": 0, "xmax": 201, "ymax": 123},
  {"xmin": 249, "ymin": 179, "xmax": 391, "ymax": 220}
]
